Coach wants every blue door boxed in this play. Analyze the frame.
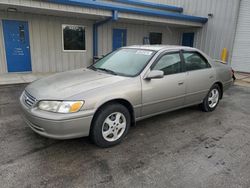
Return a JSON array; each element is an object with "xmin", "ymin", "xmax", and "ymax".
[
  {"xmin": 113, "ymin": 29, "xmax": 127, "ymax": 51},
  {"xmin": 182, "ymin": 32, "xmax": 195, "ymax": 47},
  {"xmin": 2, "ymin": 20, "xmax": 32, "ymax": 72}
]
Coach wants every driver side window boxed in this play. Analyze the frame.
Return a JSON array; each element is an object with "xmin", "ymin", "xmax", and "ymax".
[{"xmin": 152, "ymin": 53, "xmax": 181, "ymax": 75}]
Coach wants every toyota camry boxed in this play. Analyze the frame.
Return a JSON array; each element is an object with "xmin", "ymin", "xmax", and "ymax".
[{"xmin": 20, "ymin": 45, "xmax": 233, "ymax": 147}]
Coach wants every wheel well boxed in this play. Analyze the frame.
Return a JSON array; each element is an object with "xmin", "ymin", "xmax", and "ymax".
[
  {"xmin": 91, "ymin": 99, "xmax": 136, "ymax": 129},
  {"xmin": 215, "ymin": 82, "xmax": 223, "ymax": 99}
]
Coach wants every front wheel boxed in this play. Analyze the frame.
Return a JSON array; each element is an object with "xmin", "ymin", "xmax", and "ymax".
[
  {"xmin": 201, "ymin": 84, "xmax": 221, "ymax": 112},
  {"xmin": 90, "ymin": 103, "xmax": 131, "ymax": 148}
]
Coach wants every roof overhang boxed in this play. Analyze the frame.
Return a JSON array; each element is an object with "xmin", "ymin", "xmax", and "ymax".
[
  {"xmin": 0, "ymin": 0, "xmax": 207, "ymax": 27},
  {"xmin": 47, "ymin": 0, "xmax": 208, "ymax": 24},
  {"xmin": 110, "ymin": 0, "xmax": 184, "ymax": 13},
  {"xmin": 118, "ymin": 12, "xmax": 203, "ymax": 28}
]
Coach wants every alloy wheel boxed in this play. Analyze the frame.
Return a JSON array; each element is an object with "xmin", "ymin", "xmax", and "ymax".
[
  {"xmin": 208, "ymin": 88, "xmax": 219, "ymax": 108},
  {"xmin": 102, "ymin": 112, "xmax": 127, "ymax": 142}
]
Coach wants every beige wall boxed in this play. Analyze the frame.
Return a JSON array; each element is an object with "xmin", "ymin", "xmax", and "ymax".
[
  {"xmin": 105, "ymin": 0, "xmax": 241, "ymax": 62},
  {"xmin": 0, "ymin": 19, "xmax": 7, "ymax": 73},
  {"xmin": 97, "ymin": 21, "xmax": 182, "ymax": 56},
  {"xmin": 0, "ymin": 12, "xmax": 93, "ymax": 73},
  {"xmin": 145, "ymin": 0, "xmax": 241, "ymax": 62},
  {"xmin": 0, "ymin": 0, "xmax": 241, "ymax": 73},
  {"xmin": 0, "ymin": 11, "xmax": 183, "ymax": 73},
  {"xmin": 106, "ymin": 0, "xmax": 240, "ymax": 64}
]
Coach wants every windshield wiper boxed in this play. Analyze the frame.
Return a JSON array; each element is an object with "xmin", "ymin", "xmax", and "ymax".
[
  {"xmin": 88, "ymin": 65, "xmax": 118, "ymax": 75},
  {"xmin": 95, "ymin": 68, "xmax": 118, "ymax": 75}
]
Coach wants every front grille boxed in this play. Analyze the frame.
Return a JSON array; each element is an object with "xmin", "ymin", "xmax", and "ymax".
[{"xmin": 23, "ymin": 91, "xmax": 37, "ymax": 107}]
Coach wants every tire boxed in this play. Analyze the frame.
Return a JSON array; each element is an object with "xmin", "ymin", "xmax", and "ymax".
[
  {"xmin": 90, "ymin": 103, "xmax": 131, "ymax": 148},
  {"xmin": 201, "ymin": 84, "xmax": 221, "ymax": 112}
]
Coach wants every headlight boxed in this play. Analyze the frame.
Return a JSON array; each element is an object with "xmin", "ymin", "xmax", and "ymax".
[{"xmin": 38, "ymin": 101, "xmax": 84, "ymax": 113}]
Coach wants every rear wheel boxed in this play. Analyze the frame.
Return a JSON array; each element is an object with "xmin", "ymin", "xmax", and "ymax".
[
  {"xmin": 201, "ymin": 84, "xmax": 221, "ymax": 112},
  {"xmin": 90, "ymin": 103, "xmax": 131, "ymax": 148}
]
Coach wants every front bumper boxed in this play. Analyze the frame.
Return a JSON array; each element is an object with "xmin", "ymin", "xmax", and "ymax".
[{"xmin": 20, "ymin": 96, "xmax": 94, "ymax": 140}]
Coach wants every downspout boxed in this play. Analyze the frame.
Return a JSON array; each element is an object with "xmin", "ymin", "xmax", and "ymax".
[{"xmin": 93, "ymin": 10, "xmax": 118, "ymax": 60}]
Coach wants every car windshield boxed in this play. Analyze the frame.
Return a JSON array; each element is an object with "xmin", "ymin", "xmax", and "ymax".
[{"xmin": 89, "ymin": 48, "xmax": 156, "ymax": 77}]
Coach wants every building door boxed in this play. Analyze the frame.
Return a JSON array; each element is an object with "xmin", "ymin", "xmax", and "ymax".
[
  {"xmin": 113, "ymin": 29, "xmax": 127, "ymax": 51},
  {"xmin": 2, "ymin": 20, "xmax": 32, "ymax": 72},
  {"xmin": 231, "ymin": 0, "xmax": 250, "ymax": 72},
  {"xmin": 182, "ymin": 32, "xmax": 194, "ymax": 47}
]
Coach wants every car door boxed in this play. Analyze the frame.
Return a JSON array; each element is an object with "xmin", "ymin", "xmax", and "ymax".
[
  {"xmin": 141, "ymin": 51, "xmax": 186, "ymax": 117},
  {"xmin": 182, "ymin": 51, "xmax": 216, "ymax": 105}
]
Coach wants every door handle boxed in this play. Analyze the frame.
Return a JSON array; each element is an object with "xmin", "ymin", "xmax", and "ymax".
[
  {"xmin": 178, "ymin": 81, "xmax": 184, "ymax": 85},
  {"xmin": 209, "ymin": 75, "xmax": 214, "ymax": 79}
]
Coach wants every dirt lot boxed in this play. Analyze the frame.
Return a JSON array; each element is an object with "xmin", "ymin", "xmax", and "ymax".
[{"xmin": 0, "ymin": 84, "xmax": 250, "ymax": 188}]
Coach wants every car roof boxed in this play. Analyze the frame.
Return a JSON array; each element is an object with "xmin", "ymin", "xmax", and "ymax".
[{"xmin": 124, "ymin": 45, "xmax": 196, "ymax": 52}]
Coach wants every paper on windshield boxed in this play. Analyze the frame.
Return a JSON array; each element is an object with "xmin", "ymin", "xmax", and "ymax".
[{"xmin": 135, "ymin": 50, "xmax": 153, "ymax": 56}]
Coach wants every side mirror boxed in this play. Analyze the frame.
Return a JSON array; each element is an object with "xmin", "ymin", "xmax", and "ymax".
[{"xmin": 145, "ymin": 70, "xmax": 164, "ymax": 80}]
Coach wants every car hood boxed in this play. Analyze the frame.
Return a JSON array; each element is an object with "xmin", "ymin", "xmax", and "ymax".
[{"xmin": 25, "ymin": 68, "xmax": 126, "ymax": 100}]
